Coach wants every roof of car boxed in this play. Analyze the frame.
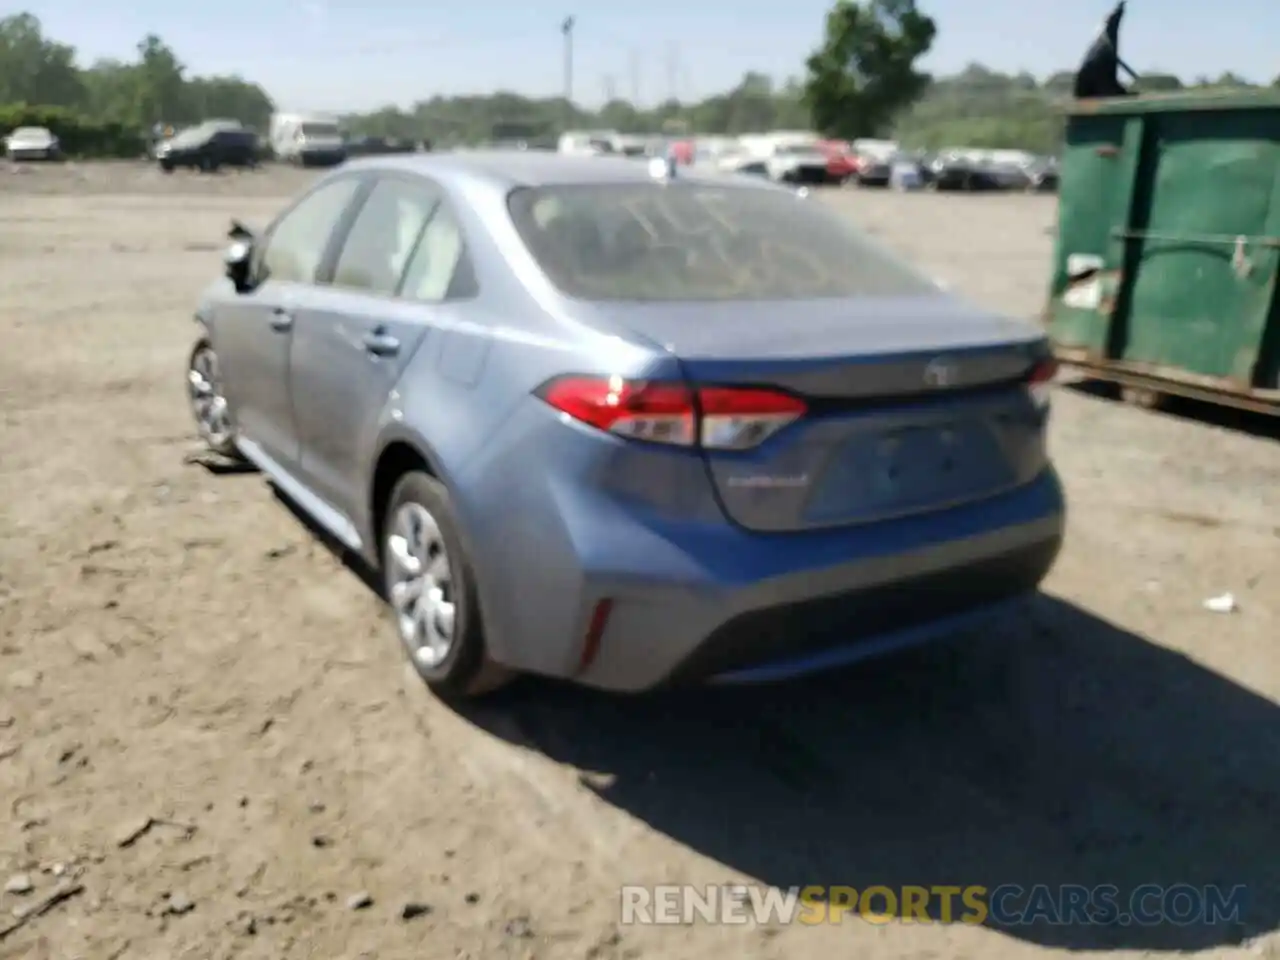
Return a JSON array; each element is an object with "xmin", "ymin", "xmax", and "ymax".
[{"xmin": 342, "ymin": 150, "xmax": 772, "ymax": 190}]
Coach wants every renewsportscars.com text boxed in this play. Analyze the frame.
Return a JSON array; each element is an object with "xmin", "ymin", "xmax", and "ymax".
[{"xmin": 620, "ymin": 884, "xmax": 1248, "ymax": 927}]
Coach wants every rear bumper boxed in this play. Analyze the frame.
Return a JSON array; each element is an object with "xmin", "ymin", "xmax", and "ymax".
[
  {"xmin": 580, "ymin": 474, "xmax": 1062, "ymax": 691},
  {"xmin": 665, "ymin": 531, "xmax": 1057, "ymax": 685},
  {"xmin": 459, "ymin": 409, "xmax": 1065, "ymax": 691},
  {"xmin": 7, "ymin": 148, "xmax": 57, "ymax": 161}
]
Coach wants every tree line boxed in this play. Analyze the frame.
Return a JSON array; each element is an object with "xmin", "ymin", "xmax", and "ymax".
[
  {"xmin": 2, "ymin": 5, "xmax": 1277, "ymax": 159},
  {"xmin": 0, "ymin": 12, "xmax": 273, "ymax": 156}
]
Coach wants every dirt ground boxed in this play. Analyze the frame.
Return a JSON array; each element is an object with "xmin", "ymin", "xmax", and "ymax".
[{"xmin": 1, "ymin": 162, "xmax": 1277, "ymax": 960}]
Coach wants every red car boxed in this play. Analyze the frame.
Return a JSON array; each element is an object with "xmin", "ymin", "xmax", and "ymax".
[
  {"xmin": 817, "ymin": 140, "xmax": 859, "ymax": 183},
  {"xmin": 668, "ymin": 139, "xmax": 695, "ymax": 165}
]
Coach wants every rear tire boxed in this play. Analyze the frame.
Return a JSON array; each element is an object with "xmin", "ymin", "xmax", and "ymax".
[{"xmin": 381, "ymin": 472, "xmax": 513, "ymax": 701}]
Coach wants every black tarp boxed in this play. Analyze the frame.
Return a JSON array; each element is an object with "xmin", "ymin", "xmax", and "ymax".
[{"xmin": 1073, "ymin": 1, "xmax": 1134, "ymax": 98}]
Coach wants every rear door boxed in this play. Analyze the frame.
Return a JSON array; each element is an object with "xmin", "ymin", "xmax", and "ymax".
[
  {"xmin": 289, "ymin": 175, "xmax": 456, "ymax": 517},
  {"xmin": 607, "ymin": 298, "xmax": 1047, "ymax": 533}
]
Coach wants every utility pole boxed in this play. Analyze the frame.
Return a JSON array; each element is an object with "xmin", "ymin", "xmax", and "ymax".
[
  {"xmin": 561, "ymin": 16, "xmax": 575, "ymax": 131},
  {"xmin": 602, "ymin": 74, "xmax": 617, "ymax": 103}
]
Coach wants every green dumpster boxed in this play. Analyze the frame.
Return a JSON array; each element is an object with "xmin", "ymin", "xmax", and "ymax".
[{"xmin": 1044, "ymin": 88, "xmax": 1280, "ymax": 415}]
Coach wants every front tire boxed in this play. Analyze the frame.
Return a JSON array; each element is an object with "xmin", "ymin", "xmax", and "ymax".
[
  {"xmin": 187, "ymin": 337, "xmax": 241, "ymax": 459},
  {"xmin": 381, "ymin": 472, "xmax": 513, "ymax": 700}
]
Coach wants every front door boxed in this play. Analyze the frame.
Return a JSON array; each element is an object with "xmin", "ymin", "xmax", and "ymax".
[
  {"xmin": 289, "ymin": 175, "xmax": 448, "ymax": 517},
  {"xmin": 214, "ymin": 175, "xmax": 365, "ymax": 468}
]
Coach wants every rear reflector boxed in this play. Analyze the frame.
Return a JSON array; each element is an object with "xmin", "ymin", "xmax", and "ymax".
[
  {"xmin": 536, "ymin": 375, "xmax": 806, "ymax": 450},
  {"xmin": 576, "ymin": 598, "xmax": 614, "ymax": 675},
  {"xmin": 1025, "ymin": 358, "xmax": 1058, "ymax": 408}
]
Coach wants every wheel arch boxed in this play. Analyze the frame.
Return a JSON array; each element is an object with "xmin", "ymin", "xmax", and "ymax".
[{"xmin": 366, "ymin": 426, "xmax": 456, "ymax": 568}]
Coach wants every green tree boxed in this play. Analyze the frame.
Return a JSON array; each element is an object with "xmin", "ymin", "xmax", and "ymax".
[
  {"xmin": 132, "ymin": 34, "xmax": 186, "ymax": 126},
  {"xmin": 1133, "ymin": 72, "xmax": 1183, "ymax": 92},
  {"xmin": 801, "ymin": 0, "xmax": 936, "ymax": 140},
  {"xmin": 0, "ymin": 13, "xmax": 84, "ymax": 106},
  {"xmin": 186, "ymin": 74, "xmax": 274, "ymax": 130}
]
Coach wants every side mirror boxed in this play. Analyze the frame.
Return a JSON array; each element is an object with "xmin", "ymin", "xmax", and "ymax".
[
  {"xmin": 224, "ymin": 219, "xmax": 256, "ymax": 293},
  {"xmin": 224, "ymin": 239, "xmax": 253, "ymax": 292}
]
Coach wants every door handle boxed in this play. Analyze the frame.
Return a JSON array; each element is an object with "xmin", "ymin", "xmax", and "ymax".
[
  {"xmin": 269, "ymin": 308, "xmax": 293, "ymax": 332},
  {"xmin": 363, "ymin": 330, "xmax": 400, "ymax": 357}
]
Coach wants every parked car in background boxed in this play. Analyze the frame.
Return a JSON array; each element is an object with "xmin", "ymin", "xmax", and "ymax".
[
  {"xmin": 716, "ymin": 153, "xmax": 771, "ymax": 178},
  {"xmin": 270, "ymin": 112, "xmax": 347, "ymax": 167},
  {"xmin": 557, "ymin": 129, "xmax": 623, "ymax": 156},
  {"xmin": 1026, "ymin": 158, "xmax": 1060, "ymax": 193},
  {"xmin": 985, "ymin": 161, "xmax": 1034, "ymax": 191},
  {"xmin": 817, "ymin": 140, "xmax": 859, "ymax": 183},
  {"xmin": 5, "ymin": 126, "xmax": 60, "ymax": 161},
  {"xmin": 852, "ymin": 153, "xmax": 892, "ymax": 187},
  {"xmin": 739, "ymin": 132, "xmax": 835, "ymax": 185},
  {"xmin": 889, "ymin": 158, "xmax": 925, "ymax": 190},
  {"xmin": 148, "ymin": 123, "xmax": 179, "ymax": 159},
  {"xmin": 928, "ymin": 155, "xmax": 1005, "ymax": 192},
  {"xmin": 668, "ymin": 139, "xmax": 695, "ymax": 165},
  {"xmin": 157, "ymin": 123, "xmax": 260, "ymax": 173},
  {"xmin": 187, "ymin": 151, "xmax": 1064, "ymax": 700}
]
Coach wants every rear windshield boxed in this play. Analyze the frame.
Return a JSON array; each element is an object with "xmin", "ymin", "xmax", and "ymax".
[{"xmin": 507, "ymin": 182, "xmax": 938, "ymax": 301}]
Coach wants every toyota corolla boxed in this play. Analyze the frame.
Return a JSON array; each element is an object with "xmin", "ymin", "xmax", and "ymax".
[{"xmin": 186, "ymin": 152, "xmax": 1064, "ymax": 699}]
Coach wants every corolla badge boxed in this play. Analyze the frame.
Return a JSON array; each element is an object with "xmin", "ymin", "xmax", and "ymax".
[{"xmin": 923, "ymin": 356, "xmax": 958, "ymax": 388}]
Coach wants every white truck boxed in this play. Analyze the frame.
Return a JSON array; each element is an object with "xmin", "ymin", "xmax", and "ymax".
[
  {"xmin": 738, "ymin": 131, "xmax": 832, "ymax": 185},
  {"xmin": 269, "ymin": 112, "xmax": 346, "ymax": 167},
  {"xmin": 557, "ymin": 130, "xmax": 623, "ymax": 156}
]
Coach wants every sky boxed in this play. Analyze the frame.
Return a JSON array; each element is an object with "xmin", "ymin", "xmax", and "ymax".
[{"xmin": 20, "ymin": 0, "xmax": 1277, "ymax": 113}]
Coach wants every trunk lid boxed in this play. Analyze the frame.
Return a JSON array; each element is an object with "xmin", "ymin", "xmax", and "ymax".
[{"xmin": 599, "ymin": 295, "xmax": 1050, "ymax": 532}]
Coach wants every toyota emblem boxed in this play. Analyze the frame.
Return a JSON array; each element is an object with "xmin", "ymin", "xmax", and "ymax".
[{"xmin": 923, "ymin": 357, "xmax": 957, "ymax": 388}]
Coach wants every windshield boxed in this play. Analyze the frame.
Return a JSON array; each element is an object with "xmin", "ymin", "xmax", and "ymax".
[
  {"xmin": 775, "ymin": 143, "xmax": 819, "ymax": 155},
  {"xmin": 507, "ymin": 183, "xmax": 938, "ymax": 302},
  {"xmin": 169, "ymin": 127, "xmax": 206, "ymax": 147},
  {"xmin": 300, "ymin": 123, "xmax": 339, "ymax": 138},
  {"xmin": 10, "ymin": 127, "xmax": 49, "ymax": 140}
]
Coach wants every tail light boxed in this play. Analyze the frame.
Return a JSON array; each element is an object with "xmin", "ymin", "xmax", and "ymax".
[
  {"xmin": 1026, "ymin": 358, "xmax": 1058, "ymax": 408},
  {"xmin": 536, "ymin": 375, "xmax": 806, "ymax": 451}
]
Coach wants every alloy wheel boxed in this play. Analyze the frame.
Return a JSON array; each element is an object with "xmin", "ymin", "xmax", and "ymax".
[
  {"xmin": 386, "ymin": 502, "xmax": 457, "ymax": 668},
  {"xmin": 187, "ymin": 345, "xmax": 233, "ymax": 450}
]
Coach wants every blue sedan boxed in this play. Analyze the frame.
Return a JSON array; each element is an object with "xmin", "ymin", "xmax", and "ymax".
[{"xmin": 186, "ymin": 151, "xmax": 1064, "ymax": 699}]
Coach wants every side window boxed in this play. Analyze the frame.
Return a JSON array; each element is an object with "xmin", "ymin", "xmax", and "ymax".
[
  {"xmin": 260, "ymin": 177, "xmax": 362, "ymax": 285},
  {"xmin": 400, "ymin": 204, "xmax": 477, "ymax": 302},
  {"xmin": 330, "ymin": 178, "xmax": 439, "ymax": 295}
]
